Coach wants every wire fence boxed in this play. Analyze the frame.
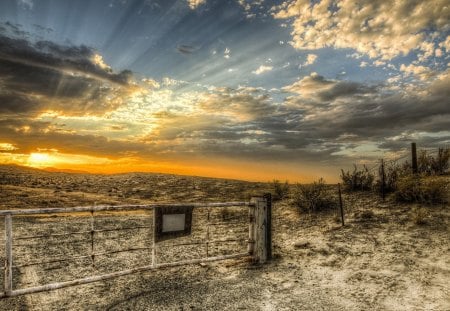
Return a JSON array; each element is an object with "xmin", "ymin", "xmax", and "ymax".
[{"xmin": 359, "ymin": 145, "xmax": 449, "ymax": 176}]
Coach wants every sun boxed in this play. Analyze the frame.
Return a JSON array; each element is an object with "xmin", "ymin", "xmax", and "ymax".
[{"xmin": 27, "ymin": 153, "xmax": 53, "ymax": 168}]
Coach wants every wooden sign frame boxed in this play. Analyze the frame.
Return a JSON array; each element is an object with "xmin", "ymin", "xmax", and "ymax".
[{"xmin": 154, "ymin": 206, "xmax": 193, "ymax": 242}]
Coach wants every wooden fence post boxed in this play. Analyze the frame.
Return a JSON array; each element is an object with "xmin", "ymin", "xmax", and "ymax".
[
  {"xmin": 4, "ymin": 214, "xmax": 13, "ymax": 296},
  {"xmin": 411, "ymin": 142, "xmax": 418, "ymax": 174},
  {"xmin": 250, "ymin": 195, "xmax": 272, "ymax": 264},
  {"xmin": 264, "ymin": 193, "xmax": 272, "ymax": 261},
  {"xmin": 248, "ymin": 199, "xmax": 256, "ymax": 257}
]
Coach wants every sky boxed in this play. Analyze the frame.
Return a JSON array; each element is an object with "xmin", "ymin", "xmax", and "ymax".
[{"xmin": 0, "ymin": 0, "xmax": 449, "ymax": 182}]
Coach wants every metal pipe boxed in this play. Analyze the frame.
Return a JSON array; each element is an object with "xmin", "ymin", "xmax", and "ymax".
[
  {"xmin": 0, "ymin": 202, "xmax": 254, "ymax": 216},
  {"xmin": 1, "ymin": 252, "xmax": 249, "ymax": 298}
]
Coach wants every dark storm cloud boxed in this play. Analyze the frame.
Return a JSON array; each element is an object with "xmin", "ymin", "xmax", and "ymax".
[
  {"xmin": 0, "ymin": 32, "xmax": 132, "ymax": 84},
  {"xmin": 151, "ymin": 75, "xmax": 450, "ymax": 162},
  {"xmin": 318, "ymin": 81, "xmax": 379, "ymax": 101},
  {"xmin": 0, "ymin": 28, "xmax": 136, "ymax": 116}
]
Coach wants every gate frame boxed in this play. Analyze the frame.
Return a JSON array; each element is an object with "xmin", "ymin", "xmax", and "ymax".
[{"xmin": 0, "ymin": 196, "xmax": 272, "ymax": 298}]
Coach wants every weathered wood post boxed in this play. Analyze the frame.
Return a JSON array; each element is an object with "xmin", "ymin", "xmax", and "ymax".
[
  {"xmin": 264, "ymin": 193, "xmax": 272, "ymax": 261},
  {"xmin": 250, "ymin": 194, "xmax": 272, "ymax": 263},
  {"xmin": 411, "ymin": 142, "xmax": 418, "ymax": 174},
  {"xmin": 4, "ymin": 214, "xmax": 13, "ymax": 296}
]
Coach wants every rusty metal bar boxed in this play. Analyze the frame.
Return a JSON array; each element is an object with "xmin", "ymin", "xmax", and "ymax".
[
  {"xmin": 0, "ymin": 202, "xmax": 253, "ymax": 216},
  {"xmin": 1, "ymin": 252, "xmax": 249, "ymax": 298}
]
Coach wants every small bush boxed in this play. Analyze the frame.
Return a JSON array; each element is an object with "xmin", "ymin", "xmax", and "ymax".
[
  {"xmin": 411, "ymin": 149, "xmax": 450, "ymax": 176},
  {"xmin": 430, "ymin": 148, "xmax": 450, "ymax": 175},
  {"xmin": 272, "ymin": 179, "xmax": 290, "ymax": 201},
  {"xmin": 375, "ymin": 162, "xmax": 409, "ymax": 195},
  {"xmin": 292, "ymin": 178, "xmax": 336, "ymax": 212},
  {"xmin": 394, "ymin": 175, "xmax": 448, "ymax": 204},
  {"xmin": 341, "ymin": 165, "xmax": 374, "ymax": 191},
  {"xmin": 411, "ymin": 207, "xmax": 428, "ymax": 225}
]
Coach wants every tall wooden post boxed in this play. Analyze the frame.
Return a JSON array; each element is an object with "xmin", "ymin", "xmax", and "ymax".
[
  {"xmin": 4, "ymin": 214, "xmax": 13, "ymax": 296},
  {"xmin": 264, "ymin": 193, "xmax": 272, "ymax": 261},
  {"xmin": 250, "ymin": 195, "xmax": 271, "ymax": 264},
  {"xmin": 411, "ymin": 142, "xmax": 418, "ymax": 174}
]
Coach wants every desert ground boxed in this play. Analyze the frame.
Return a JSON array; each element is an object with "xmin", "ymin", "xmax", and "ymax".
[{"xmin": 0, "ymin": 165, "xmax": 449, "ymax": 310}]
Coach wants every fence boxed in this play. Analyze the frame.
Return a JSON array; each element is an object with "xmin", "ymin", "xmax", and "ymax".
[{"xmin": 0, "ymin": 195, "xmax": 272, "ymax": 298}]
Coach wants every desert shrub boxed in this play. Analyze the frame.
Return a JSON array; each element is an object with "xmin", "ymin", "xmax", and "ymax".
[
  {"xmin": 394, "ymin": 175, "xmax": 448, "ymax": 204},
  {"xmin": 271, "ymin": 179, "xmax": 290, "ymax": 201},
  {"xmin": 375, "ymin": 161, "xmax": 410, "ymax": 195},
  {"xmin": 410, "ymin": 207, "xmax": 428, "ymax": 225},
  {"xmin": 340, "ymin": 165, "xmax": 374, "ymax": 191},
  {"xmin": 407, "ymin": 149, "xmax": 450, "ymax": 176},
  {"xmin": 292, "ymin": 178, "xmax": 336, "ymax": 212},
  {"xmin": 430, "ymin": 148, "xmax": 450, "ymax": 175}
]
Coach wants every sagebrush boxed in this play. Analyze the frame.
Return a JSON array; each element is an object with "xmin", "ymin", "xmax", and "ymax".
[
  {"xmin": 292, "ymin": 178, "xmax": 336, "ymax": 212},
  {"xmin": 394, "ymin": 175, "xmax": 448, "ymax": 204},
  {"xmin": 341, "ymin": 165, "xmax": 374, "ymax": 191},
  {"xmin": 271, "ymin": 179, "xmax": 290, "ymax": 201}
]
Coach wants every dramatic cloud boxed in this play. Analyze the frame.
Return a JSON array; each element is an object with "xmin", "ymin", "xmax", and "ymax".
[
  {"xmin": 272, "ymin": 0, "xmax": 450, "ymax": 61},
  {"xmin": 281, "ymin": 71, "xmax": 450, "ymax": 151},
  {"xmin": 0, "ymin": 31, "xmax": 140, "ymax": 117},
  {"xmin": 0, "ymin": 1, "xmax": 448, "ymax": 181}
]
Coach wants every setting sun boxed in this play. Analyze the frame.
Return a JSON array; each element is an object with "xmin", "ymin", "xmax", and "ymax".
[{"xmin": 27, "ymin": 153, "xmax": 53, "ymax": 168}]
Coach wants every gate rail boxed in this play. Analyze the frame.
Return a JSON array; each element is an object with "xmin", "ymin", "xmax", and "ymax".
[{"xmin": 0, "ymin": 196, "xmax": 271, "ymax": 298}]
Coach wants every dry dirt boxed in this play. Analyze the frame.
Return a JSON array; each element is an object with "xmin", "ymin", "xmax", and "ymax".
[{"xmin": 0, "ymin": 165, "xmax": 449, "ymax": 310}]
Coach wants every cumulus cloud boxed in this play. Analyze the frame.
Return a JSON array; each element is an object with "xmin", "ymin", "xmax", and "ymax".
[
  {"xmin": 272, "ymin": 0, "xmax": 450, "ymax": 61},
  {"xmin": 187, "ymin": 0, "xmax": 206, "ymax": 9},
  {"xmin": 252, "ymin": 65, "xmax": 273, "ymax": 75},
  {"xmin": 400, "ymin": 64, "xmax": 436, "ymax": 80},
  {"xmin": 224, "ymin": 47, "xmax": 231, "ymax": 59},
  {"xmin": 300, "ymin": 53, "xmax": 317, "ymax": 67}
]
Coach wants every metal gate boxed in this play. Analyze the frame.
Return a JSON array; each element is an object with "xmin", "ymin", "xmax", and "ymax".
[{"xmin": 0, "ymin": 195, "xmax": 271, "ymax": 298}]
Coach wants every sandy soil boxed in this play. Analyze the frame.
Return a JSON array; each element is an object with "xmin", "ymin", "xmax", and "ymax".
[{"xmin": 0, "ymin": 165, "xmax": 449, "ymax": 310}]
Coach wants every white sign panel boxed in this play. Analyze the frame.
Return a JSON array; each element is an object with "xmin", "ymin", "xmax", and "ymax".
[{"xmin": 162, "ymin": 213, "xmax": 186, "ymax": 232}]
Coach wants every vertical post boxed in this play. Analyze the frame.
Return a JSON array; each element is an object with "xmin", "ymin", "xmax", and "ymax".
[
  {"xmin": 248, "ymin": 199, "xmax": 256, "ymax": 257},
  {"xmin": 250, "ymin": 195, "xmax": 271, "ymax": 264},
  {"xmin": 206, "ymin": 207, "xmax": 210, "ymax": 258},
  {"xmin": 4, "ymin": 214, "xmax": 13, "ymax": 296},
  {"xmin": 90, "ymin": 208, "xmax": 95, "ymax": 266},
  {"xmin": 338, "ymin": 184, "xmax": 344, "ymax": 227},
  {"xmin": 381, "ymin": 159, "xmax": 386, "ymax": 201},
  {"xmin": 264, "ymin": 193, "xmax": 272, "ymax": 261},
  {"xmin": 411, "ymin": 142, "xmax": 418, "ymax": 174},
  {"xmin": 152, "ymin": 208, "xmax": 157, "ymax": 267}
]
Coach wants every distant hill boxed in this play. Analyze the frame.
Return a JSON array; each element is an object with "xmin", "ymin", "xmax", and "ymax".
[{"xmin": 42, "ymin": 167, "xmax": 90, "ymax": 174}]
